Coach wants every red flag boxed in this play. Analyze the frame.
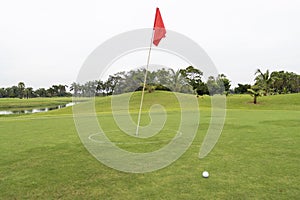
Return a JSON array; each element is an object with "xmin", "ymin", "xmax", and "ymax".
[{"xmin": 153, "ymin": 8, "xmax": 166, "ymax": 46}]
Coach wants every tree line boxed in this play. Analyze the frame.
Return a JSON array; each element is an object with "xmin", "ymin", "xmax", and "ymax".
[
  {"xmin": 246, "ymin": 69, "xmax": 300, "ymax": 104},
  {"xmin": 1, "ymin": 67, "xmax": 299, "ymax": 99},
  {"xmin": 0, "ymin": 83, "xmax": 71, "ymax": 98},
  {"xmin": 69, "ymin": 66, "xmax": 231, "ymax": 97}
]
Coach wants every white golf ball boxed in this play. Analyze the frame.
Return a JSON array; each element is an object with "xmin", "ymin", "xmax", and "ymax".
[{"xmin": 202, "ymin": 171, "xmax": 209, "ymax": 178}]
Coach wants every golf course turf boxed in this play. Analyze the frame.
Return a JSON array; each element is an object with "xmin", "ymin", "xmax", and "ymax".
[{"xmin": 0, "ymin": 92, "xmax": 299, "ymax": 199}]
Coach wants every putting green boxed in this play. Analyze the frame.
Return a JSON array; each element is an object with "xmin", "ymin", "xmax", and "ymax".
[{"xmin": 0, "ymin": 92, "xmax": 299, "ymax": 199}]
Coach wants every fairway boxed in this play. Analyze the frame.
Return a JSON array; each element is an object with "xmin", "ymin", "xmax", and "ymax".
[{"xmin": 0, "ymin": 92, "xmax": 299, "ymax": 199}]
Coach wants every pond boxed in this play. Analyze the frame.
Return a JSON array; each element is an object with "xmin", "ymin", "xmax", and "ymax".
[{"xmin": 0, "ymin": 102, "xmax": 76, "ymax": 115}]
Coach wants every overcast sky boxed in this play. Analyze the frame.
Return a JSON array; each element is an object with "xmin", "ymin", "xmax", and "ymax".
[{"xmin": 1, "ymin": 0, "xmax": 299, "ymax": 89}]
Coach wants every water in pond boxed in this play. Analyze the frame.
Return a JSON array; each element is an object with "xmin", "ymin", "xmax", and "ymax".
[{"xmin": 0, "ymin": 102, "xmax": 76, "ymax": 115}]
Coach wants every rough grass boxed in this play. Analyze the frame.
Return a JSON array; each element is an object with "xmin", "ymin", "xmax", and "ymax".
[{"xmin": 0, "ymin": 92, "xmax": 299, "ymax": 199}]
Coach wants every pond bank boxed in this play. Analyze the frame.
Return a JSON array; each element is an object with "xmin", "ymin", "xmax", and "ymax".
[{"xmin": 0, "ymin": 102, "xmax": 75, "ymax": 115}]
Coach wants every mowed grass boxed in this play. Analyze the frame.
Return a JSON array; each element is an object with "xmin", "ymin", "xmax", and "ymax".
[
  {"xmin": 0, "ymin": 97, "xmax": 72, "ymax": 110},
  {"xmin": 0, "ymin": 92, "xmax": 299, "ymax": 199}
]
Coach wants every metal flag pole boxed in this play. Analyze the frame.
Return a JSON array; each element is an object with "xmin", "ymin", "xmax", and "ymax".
[{"xmin": 135, "ymin": 29, "xmax": 155, "ymax": 136}]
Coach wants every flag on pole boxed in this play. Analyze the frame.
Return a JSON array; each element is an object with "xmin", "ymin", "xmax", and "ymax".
[
  {"xmin": 136, "ymin": 8, "xmax": 166, "ymax": 136},
  {"xmin": 153, "ymin": 8, "xmax": 166, "ymax": 46}
]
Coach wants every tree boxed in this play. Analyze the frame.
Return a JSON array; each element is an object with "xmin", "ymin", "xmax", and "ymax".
[
  {"xmin": 83, "ymin": 81, "xmax": 97, "ymax": 96},
  {"xmin": 206, "ymin": 76, "xmax": 220, "ymax": 95},
  {"xmin": 7, "ymin": 86, "xmax": 18, "ymax": 98},
  {"xmin": 247, "ymin": 85, "xmax": 263, "ymax": 104},
  {"xmin": 205, "ymin": 74, "xmax": 231, "ymax": 95},
  {"xmin": 70, "ymin": 82, "xmax": 80, "ymax": 96},
  {"xmin": 107, "ymin": 75, "xmax": 121, "ymax": 95},
  {"xmin": 255, "ymin": 69, "xmax": 273, "ymax": 95},
  {"xmin": 156, "ymin": 68, "xmax": 171, "ymax": 86},
  {"xmin": 51, "ymin": 85, "xmax": 60, "ymax": 96},
  {"xmin": 180, "ymin": 66, "xmax": 205, "ymax": 95},
  {"xmin": 35, "ymin": 88, "xmax": 47, "ymax": 97},
  {"xmin": 196, "ymin": 82, "xmax": 209, "ymax": 96},
  {"xmin": 57, "ymin": 84, "xmax": 68, "ymax": 96},
  {"xmin": 47, "ymin": 87, "xmax": 55, "ymax": 97},
  {"xmin": 0, "ymin": 88, "xmax": 6, "ymax": 98},
  {"xmin": 162, "ymin": 68, "xmax": 192, "ymax": 93},
  {"xmin": 17, "ymin": 82, "xmax": 25, "ymax": 98},
  {"xmin": 95, "ymin": 80, "xmax": 103, "ymax": 96},
  {"xmin": 285, "ymin": 72, "xmax": 300, "ymax": 93},
  {"xmin": 114, "ymin": 69, "xmax": 144, "ymax": 93},
  {"xmin": 217, "ymin": 74, "xmax": 231, "ymax": 95},
  {"xmin": 24, "ymin": 87, "xmax": 33, "ymax": 99},
  {"xmin": 234, "ymin": 84, "xmax": 251, "ymax": 94}
]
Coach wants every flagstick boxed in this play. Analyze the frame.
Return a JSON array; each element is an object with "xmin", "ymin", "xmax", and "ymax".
[{"xmin": 136, "ymin": 30, "xmax": 155, "ymax": 136}]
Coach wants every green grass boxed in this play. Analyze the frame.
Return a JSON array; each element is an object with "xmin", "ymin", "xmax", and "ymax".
[
  {"xmin": 0, "ymin": 92, "xmax": 299, "ymax": 199},
  {"xmin": 0, "ymin": 97, "xmax": 72, "ymax": 110}
]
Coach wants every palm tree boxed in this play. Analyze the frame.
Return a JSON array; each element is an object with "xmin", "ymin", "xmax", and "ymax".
[
  {"xmin": 17, "ymin": 82, "xmax": 25, "ymax": 98},
  {"xmin": 47, "ymin": 87, "xmax": 55, "ymax": 97},
  {"xmin": 167, "ymin": 69, "xmax": 191, "ymax": 93},
  {"xmin": 24, "ymin": 87, "xmax": 33, "ymax": 99},
  {"xmin": 247, "ymin": 85, "xmax": 263, "ymax": 104},
  {"xmin": 255, "ymin": 69, "xmax": 273, "ymax": 95},
  {"xmin": 51, "ymin": 85, "xmax": 60, "ymax": 96},
  {"xmin": 70, "ymin": 82, "xmax": 80, "ymax": 96},
  {"xmin": 57, "ymin": 84, "xmax": 68, "ymax": 96}
]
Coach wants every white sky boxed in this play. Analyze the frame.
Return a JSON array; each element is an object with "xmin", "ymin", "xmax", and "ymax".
[{"xmin": 0, "ymin": 0, "xmax": 299, "ymax": 89}]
